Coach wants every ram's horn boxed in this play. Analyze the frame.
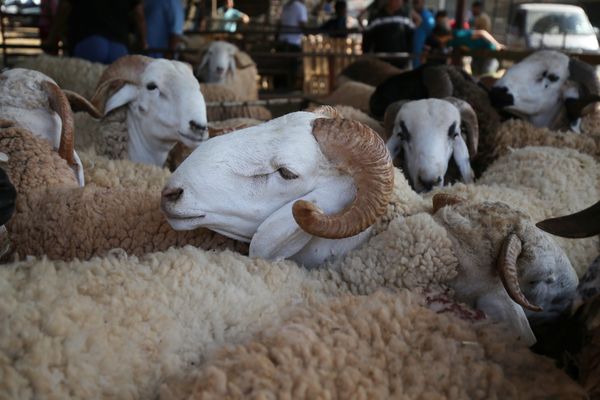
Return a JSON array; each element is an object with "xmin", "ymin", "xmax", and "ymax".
[
  {"xmin": 91, "ymin": 55, "xmax": 152, "ymax": 114},
  {"xmin": 432, "ymin": 193, "xmax": 464, "ymax": 214},
  {"xmin": 537, "ymin": 201, "xmax": 600, "ymax": 238},
  {"xmin": 444, "ymin": 97, "xmax": 479, "ymax": 157},
  {"xmin": 308, "ymin": 105, "xmax": 341, "ymax": 119},
  {"xmin": 292, "ymin": 118, "xmax": 394, "ymax": 239},
  {"xmin": 497, "ymin": 234, "xmax": 543, "ymax": 312},
  {"xmin": 41, "ymin": 81, "xmax": 76, "ymax": 166},
  {"xmin": 63, "ymin": 90, "xmax": 102, "ymax": 118}
]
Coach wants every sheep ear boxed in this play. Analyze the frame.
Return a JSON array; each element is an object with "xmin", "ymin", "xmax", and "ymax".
[
  {"xmin": 250, "ymin": 181, "xmax": 353, "ymax": 262},
  {"xmin": 104, "ymin": 84, "xmax": 138, "ymax": 115},
  {"xmin": 477, "ymin": 289, "xmax": 537, "ymax": 346},
  {"xmin": 227, "ymin": 55, "xmax": 236, "ymax": 79},
  {"xmin": 452, "ymin": 134, "xmax": 474, "ymax": 183}
]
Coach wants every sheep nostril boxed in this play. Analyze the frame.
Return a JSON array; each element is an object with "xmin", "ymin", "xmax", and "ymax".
[
  {"xmin": 162, "ymin": 187, "xmax": 184, "ymax": 202},
  {"xmin": 418, "ymin": 177, "xmax": 435, "ymax": 191},
  {"xmin": 215, "ymin": 66, "xmax": 225, "ymax": 74}
]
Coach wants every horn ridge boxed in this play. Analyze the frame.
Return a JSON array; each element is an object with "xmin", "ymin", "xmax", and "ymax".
[
  {"xmin": 41, "ymin": 80, "xmax": 75, "ymax": 166},
  {"xmin": 497, "ymin": 233, "xmax": 543, "ymax": 312},
  {"xmin": 292, "ymin": 117, "xmax": 394, "ymax": 239}
]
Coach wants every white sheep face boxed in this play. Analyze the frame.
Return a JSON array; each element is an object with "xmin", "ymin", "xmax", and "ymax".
[
  {"xmin": 386, "ymin": 99, "xmax": 473, "ymax": 193},
  {"xmin": 491, "ymin": 51, "xmax": 571, "ymax": 127},
  {"xmin": 162, "ymin": 111, "xmax": 370, "ymax": 268},
  {"xmin": 197, "ymin": 41, "xmax": 237, "ymax": 83},
  {"xmin": 105, "ymin": 59, "xmax": 208, "ymax": 166}
]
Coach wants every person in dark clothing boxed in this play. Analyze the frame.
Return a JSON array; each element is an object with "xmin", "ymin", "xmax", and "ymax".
[
  {"xmin": 362, "ymin": 0, "xmax": 414, "ymax": 68},
  {"xmin": 44, "ymin": 0, "xmax": 147, "ymax": 64},
  {"xmin": 320, "ymin": 1, "xmax": 349, "ymax": 38}
]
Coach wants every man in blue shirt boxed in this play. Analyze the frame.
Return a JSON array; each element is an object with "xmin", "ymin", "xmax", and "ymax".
[
  {"xmin": 410, "ymin": 0, "xmax": 434, "ymax": 67},
  {"xmin": 144, "ymin": 0, "xmax": 185, "ymax": 58},
  {"xmin": 216, "ymin": 0, "xmax": 249, "ymax": 33}
]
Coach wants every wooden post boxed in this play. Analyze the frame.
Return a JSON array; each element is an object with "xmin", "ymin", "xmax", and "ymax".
[{"xmin": 455, "ymin": 0, "xmax": 466, "ymax": 29}]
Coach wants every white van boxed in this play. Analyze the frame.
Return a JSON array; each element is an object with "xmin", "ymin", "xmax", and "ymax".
[{"xmin": 506, "ymin": 3, "xmax": 599, "ymax": 52}]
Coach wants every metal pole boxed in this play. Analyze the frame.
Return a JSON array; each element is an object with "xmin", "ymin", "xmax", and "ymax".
[{"xmin": 455, "ymin": 0, "xmax": 466, "ymax": 29}]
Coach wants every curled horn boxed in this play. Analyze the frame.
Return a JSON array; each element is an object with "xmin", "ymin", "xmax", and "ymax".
[
  {"xmin": 63, "ymin": 90, "xmax": 102, "ymax": 118},
  {"xmin": 432, "ymin": 193, "xmax": 464, "ymax": 214},
  {"xmin": 444, "ymin": 97, "xmax": 479, "ymax": 157},
  {"xmin": 41, "ymin": 80, "xmax": 76, "ymax": 166},
  {"xmin": 569, "ymin": 58, "xmax": 600, "ymax": 98},
  {"xmin": 383, "ymin": 100, "xmax": 411, "ymax": 142},
  {"xmin": 307, "ymin": 105, "xmax": 341, "ymax": 119},
  {"xmin": 497, "ymin": 234, "xmax": 543, "ymax": 312},
  {"xmin": 91, "ymin": 55, "xmax": 152, "ymax": 115},
  {"xmin": 292, "ymin": 118, "xmax": 394, "ymax": 239},
  {"xmin": 536, "ymin": 200, "xmax": 600, "ymax": 238}
]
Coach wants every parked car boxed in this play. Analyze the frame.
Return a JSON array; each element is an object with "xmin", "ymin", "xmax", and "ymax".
[{"xmin": 506, "ymin": 3, "xmax": 600, "ymax": 52}]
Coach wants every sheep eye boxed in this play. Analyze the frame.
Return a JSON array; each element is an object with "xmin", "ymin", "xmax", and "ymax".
[
  {"xmin": 547, "ymin": 73, "xmax": 559, "ymax": 82},
  {"xmin": 448, "ymin": 122, "xmax": 458, "ymax": 139},
  {"xmin": 277, "ymin": 167, "xmax": 299, "ymax": 180},
  {"xmin": 399, "ymin": 121, "xmax": 411, "ymax": 142},
  {"xmin": 146, "ymin": 82, "xmax": 158, "ymax": 91}
]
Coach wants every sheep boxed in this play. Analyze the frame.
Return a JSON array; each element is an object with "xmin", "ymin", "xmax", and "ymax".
[
  {"xmin": 193, "ymin": 40, "xmax": 259, "ymax": 101},
  {"xmin": 161, "ymin": 291, "xmax": 585, "ymax": 400},
  {"xmin": 161, "ymin": 108, "xmax": 395, "ymax": 268},
  {"xmin": 335, "ymin": 57, "xmax": 404, "ymax": 88},
  {"xmin": 12, "ymin": 54, "xmax": 106, "ymax": 99},
  {"xmin": 489, "ymin": 50, "xmax": 600, "ymax": 131},
  {"xmin": 308, "ymin": 81, "xmax": 375, "ymax": 113},
  {"xmin": 87, "ymin": 55, "xmax": 209, "ymax": 167},
  {"xmin": 0, "ymin": 68, "xmax": 100, "ymax": 186},
  {"xmin": 368, "ymin": 64, "xmax": 502, "ymax": 173},
  {"xmin": 383, "ymin": 97, "xmax": 478, "ymax": 192},
  {"xmin": 0, "ymin": 122, "xmax": 247, "ymax": 261}
]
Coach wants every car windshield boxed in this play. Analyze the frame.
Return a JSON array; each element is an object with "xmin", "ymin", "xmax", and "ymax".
[{"xmin": 527, "ymin": 10, "xmax": 595, "ymax": 36}]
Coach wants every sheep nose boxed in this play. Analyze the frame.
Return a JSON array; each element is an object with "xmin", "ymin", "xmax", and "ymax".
[
  {"xmin": 215, "ymin": 66, "xmax": 225, "ymax": 74},
  {"xmin": 189, "ymin": 120, "xmax": 207, "ymax": 133},
  {"xmin": 419, "ymin": 176, "xmax": 442, "ymax": 191},
  {"xmin": 162, "ymin": 187, "xmax": 184, "ymax": 203},
  {"xmin": 489, "ymin": 86, "xmax": 514, "ymax": 108}
]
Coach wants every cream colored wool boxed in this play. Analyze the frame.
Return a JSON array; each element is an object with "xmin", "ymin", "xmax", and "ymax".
[
  {"xmin": 313, "ymin": 81, "xmax": 375, "ymax": 113},
  {"xmin": 161, "ymin": 291, "xmax": 585, "ymax": 400},
  {"xmin": 12, "ymin": 54, "xmax": 106, "ymax": 100},
  {"xmin": 491, "ymin": 119, "xmax": 600, "ymax": 161},
  {"xmin": 0, "ymin": 247, "xmax": 322, "ymax": 399},
  {"xmin": 581, "ymin": 102, "xmax": 600, "ymax": 138}
]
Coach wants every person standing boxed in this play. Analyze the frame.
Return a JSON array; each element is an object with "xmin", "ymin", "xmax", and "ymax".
[
  {"xmin": 320, "ymin": 1, "xmax": 350, "ymax": 38},
  {"xmin": 278, "ymin": 0, "xmax": 308, "ymax": 51},
  {"xmin": 469, "ymin": 1, "xmax": 491, "ymax": 31},
  {"xmin": 144, "ymin": 0, "xmax": 185, "ymax": 58},
  {"xmin": 362, "ymin": 0, "xmax": 414, "ymax": 68},
  {"xmin": 410, "ymin": 0, "xmax": 434, "ymax": 67},
  {"xmin": 45, "ymin": 0, "xmax": 147, "ymax": 64},
  {"xmin": 215, "ymin": 0, "xmax": 250, "ymax": 33}
]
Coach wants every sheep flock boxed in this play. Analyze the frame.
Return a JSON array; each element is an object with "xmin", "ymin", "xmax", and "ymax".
[{"xmin": 1, "ymin": 46, "xmax": 600, "ymax": 400}]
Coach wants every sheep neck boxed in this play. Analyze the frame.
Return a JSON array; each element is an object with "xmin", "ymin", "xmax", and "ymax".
[
  {"xmin": 126, "ymin": 113, "xmax": 172, "ymax": 167},
  {"xmin": 529, "ymin": 101, "xmax": 563, "ymax": 128}
]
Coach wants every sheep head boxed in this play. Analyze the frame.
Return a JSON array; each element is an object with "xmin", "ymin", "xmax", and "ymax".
[
  {"xmin": 384, "ymin": 98, "xmax": 478, "ymax": 192},
  {"xmin": 196, "ymin": 41, "xmax": 240, "ymax": 84},
  {"xmin": 434, "ymin": 196, "xmax": 579, "ymax": 346},
  {"xmin": 490, "ymin": 50, "xmax": 600, "ymax": 129},
  {"xmin": 161, "ymin": 109, "xmax": 394, "ymax": 268},
  {"xmin": 0, "ymin": 68, "xmax": 98, "ymax": 187},
  {"xmin": 91, "ymin": 55, "xmax": 208, "ymax": 166}
]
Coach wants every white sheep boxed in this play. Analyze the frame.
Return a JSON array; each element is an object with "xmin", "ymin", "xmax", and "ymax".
[
  {"xmin": 489, "ymin": 50, "xmax": 600, "ymax": 131},
  {"xmin": 162, "ymin": 108, "xmax": 395, "ymax": 268},
  {"xmin": 383, "ymin": 98, "xmax": 478, "ymax": 192},
  {"xmin": 88, "ymin": 55, "xmax": 209, "ymax": 166},
  {"xmin": 0, "ymin": 68, "xmax": 100, "ymax": 186},
  {"xmin": 195, "ymin": 40, "xmax": 259, "ymax": 101}
]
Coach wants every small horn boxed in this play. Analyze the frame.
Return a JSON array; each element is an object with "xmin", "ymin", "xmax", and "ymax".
[
  {"xmin": 63, "ymin": 90, "xmax": 102, "ymax": 118},
  {"xmin": 292, "ymin": 118, "xmax": 394, "ymax": 239},
  {"xmin": 569, "ymin": 58, "xmax": 600, "ymax": 98},
  {"xmin": 497, "ymin": 234, "xmax": 543, "ymax": 312},
  {"xmin": 432, "ymin": 193, "xmax": 464, "ymax": 214},
  {"xmin": 444, "ymin": 97, "xmax": 479, "ymax": 157},
  {"xmin": 383, "ymin": 100, "xmax": 411, "ymax": 142},
  {"xmin": 91, "ymin": 55, "xmax": 152, "ymax": 114},
  {"xmin": 41, "ymin": 80, "xmax": 76, "ymax": 166},
  {"xmin": 536, "ymin": 201, "xmax": 600, "ymax": 238}
]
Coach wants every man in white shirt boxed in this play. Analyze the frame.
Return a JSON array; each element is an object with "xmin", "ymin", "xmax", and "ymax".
[{"xmin": 278, "ymin": 0, "xmax": 308, "ymax": 49}]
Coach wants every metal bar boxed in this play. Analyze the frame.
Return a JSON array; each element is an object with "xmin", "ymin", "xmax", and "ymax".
[{"xmin": 206, "ymin": 97, "xmax": 307, "ymax": 108}]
